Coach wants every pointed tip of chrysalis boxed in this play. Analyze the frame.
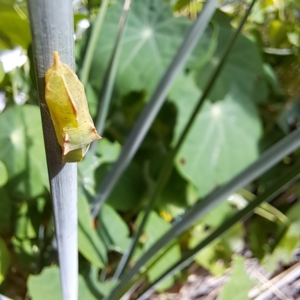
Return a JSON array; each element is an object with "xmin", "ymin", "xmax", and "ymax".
[{"xmin": 53, "ymin": 51, "xmax": 61, "ymax": 67}]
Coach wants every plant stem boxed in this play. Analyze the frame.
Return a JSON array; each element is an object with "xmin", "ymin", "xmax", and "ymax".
[
  {"xmin": 27, "ymin": 1, "xmax": 78, "ymax": 299},
  {"xmin": 80, "ymin": 0, "xmax": 109, "ymax": 86},
  {"xmin": 90, "ymin": 0, "xmax": 131, "ymax": 155}
]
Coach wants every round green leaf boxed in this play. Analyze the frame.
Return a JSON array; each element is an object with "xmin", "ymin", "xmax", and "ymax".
[
  {"xmin": 172, "ymin": 85, "xmax": 262, "ymax": 197},
  {"xmin": 98, "ymin": 204, "xmax": 131, "ymax": 253},
  {"xmin": 27, "ymin": 267, "xmax": 97, "ymax": 300},
  {"xmin": 90, "ymin": 0, "xmax": 212, "ymax": 97},
  {"xmin": 194, "ymin": 11, "xmax": 268, "ymax": 104},
  {"xmin": 0, "ymin": 105, "xmax": 48, "ymax": 199}
]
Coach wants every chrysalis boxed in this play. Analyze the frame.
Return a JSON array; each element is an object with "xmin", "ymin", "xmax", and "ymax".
[{"xmin": 45, "ymin": 51, "xmax": 101, "ymax": 163}]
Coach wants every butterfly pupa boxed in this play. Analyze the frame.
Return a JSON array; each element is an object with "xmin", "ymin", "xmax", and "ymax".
[{"xmin": 45, "ymin": 51, "xmax": 101, "ymax": 163}]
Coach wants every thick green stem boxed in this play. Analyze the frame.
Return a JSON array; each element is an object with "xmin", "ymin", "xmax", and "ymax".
[{"xmin": 27, "ymin": 1, "xmax": 78, "ymax": 299}]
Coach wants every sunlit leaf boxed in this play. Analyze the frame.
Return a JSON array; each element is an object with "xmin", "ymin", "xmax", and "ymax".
[
  {"xmin": 97, "ymin": 204, "xmax": 131, "ymax": 253},
  {"xmin": 90, "ymin": 0, "xmax": 213, "ymax": 97},
  {"xmin": 171, "ymin": 85, "xmax": 261, "ymax": 197},
  {"xmin": 27, "ymin": 266, "xmax": 97, "ymax": 300},
  {"xmin": 194, "ymin": 11, "xmax": 267, "ymax": 104},
  {"xmin": 0, "ymin": 105, "xmax": 48, "ymax": 199}
]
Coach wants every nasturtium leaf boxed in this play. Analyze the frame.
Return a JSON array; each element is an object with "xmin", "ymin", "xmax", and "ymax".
[
  {"xmin": 0, "ymin": 105, "xmax": 48, "ymax": 199},
  {"xmin": 27, "ymin": 266, "xmax": 97, "ymax": 300},
  {"xmin": 45, "ymin": 52, "xmax": 101, "ymax": 162},
  {"xmin": 217, "ymin": 255, "xmax": 254, "ymax": 300},
  {"xmin": 193, "ymin": 11, "xmax": 268, "ymax": 104},
  {"xmin": 78, "ymin": 193, "xmax": 107, "ymax": 267},
  {"xmin": 171, "ymin": 84, "xmax": 261, "ymax": 197},
  {"xmin": 97, "ymin": 204, "xmax": 131, "ymax": 253},
  {"xmin": 89, "ymin": 0, "xmax": 213, "ymax": 97},
  {"xmin": 96, "ymin": 138, "xmax": 121, "ymax": 164},
  {"xmin": 78, "ymin": 138, "xmax": 121, "ymax": 195}
]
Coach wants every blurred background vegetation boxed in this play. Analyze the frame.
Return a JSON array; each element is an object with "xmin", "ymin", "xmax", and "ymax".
[{"xmin": 1, "ymin": 0, "xmax": 300, "ymax": 299}]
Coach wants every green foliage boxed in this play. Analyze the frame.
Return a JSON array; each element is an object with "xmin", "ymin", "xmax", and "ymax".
[
  {"xmin": 140, "ymin": 211, "xmax": 181, "ymax": 290},
  {"xmin": 217, "ymin": 255, "xmax": 254, "ymax": 300},
  {"xmin": 195, "ymin": 11, "xmax": 267, "ymax": 104},
  {"xmin": 27, "ymin": 267, "xmax": 97, "ymax": 300},
  {"xmin": 0, "ymin": 4, "xmax": 30, "ymax": 49},
  {"xmin": 78, "ymin": 193, "xmax": 107, "ymax": 267},
  {"xmin": 95, "ymin": 163, "xmax": 146, "ymax": 211},
  {"xmin": 0, "ymin": 105, "xmax": 48, "ymax": 199},
  {"xmin": 0, "ymin": 0, "xmax": 300, "ymax": 299},
  {"xmin": 0, "ymin": 238, "xmax": 10, "ymax": 285},
  {"xmin": 98, "ymin": 204, "xmax": 131, "ymax": 253},
  {"xmin": 172, "ymin": 86, "xmax": 262, "ymax": 197},
  {"xmin": 89, "ymin": 0, "xmax": 212, "ymax": 97},
  {"xmin": 0, "ymin": 162, "xmax": 8, "ymax": 187}
]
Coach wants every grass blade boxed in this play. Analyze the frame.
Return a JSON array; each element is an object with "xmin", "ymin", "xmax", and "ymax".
[
  {"xmin": 108, "ymin": 128, "xmax": 300, "ymax": 300},
  {"xmin": 113, "ymin": 0, "xmax": 256, "ymax": 280},
  {"xmin": 91, "ymin": 0, "xmax": 218, "ymax": 218},
  {"xmin": 137, "ymin": 160, "xmax": 300, "ymax": 300}
]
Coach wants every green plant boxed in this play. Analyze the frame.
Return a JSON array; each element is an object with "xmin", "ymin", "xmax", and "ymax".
[{"xmin": 1, "ymin": 0, "xmax": 300, "ymax": 299}]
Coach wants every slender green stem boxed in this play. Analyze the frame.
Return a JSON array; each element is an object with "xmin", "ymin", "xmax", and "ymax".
[
  {"xmin": 108, "ymin": 127, "xmax": 300, "ymax": 300},
  {"xmin": 112, "ymin": 0, "xmax": 256, "ymax": 282},
  {"xmin": 80, "ymin": 0, "xmax": 109, "ymax": 86},
  {"xmin": 136, "ymin": 160, "xmax": 300, "ymax": 300},
  {"xmin": 90, "ymin": 0, "xmax": 131, "ymax": 155},
  {"xmin": 240, "ymin": 188, "xmax": 290, "ymax": 224},
  {"xmin": 259, "ymin": 203, "xmax": 290, "ymax": 224},
  {"xmin": 26, "ymin": 0, "xmax": 78, "ymax": 299}
]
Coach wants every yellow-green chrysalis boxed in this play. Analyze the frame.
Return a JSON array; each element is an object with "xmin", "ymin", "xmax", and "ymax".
[{"xmin": 45, "ymin": 51, "xmax": 101, "ymax": 163}]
